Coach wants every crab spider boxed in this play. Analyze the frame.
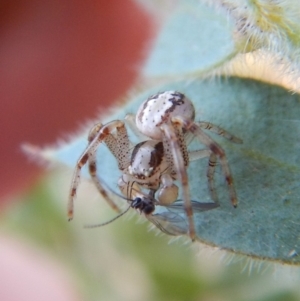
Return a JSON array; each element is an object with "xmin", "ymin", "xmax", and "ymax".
[{"xmin": 68, "ymin": 91, "xmax": 242, "ymax": 241}]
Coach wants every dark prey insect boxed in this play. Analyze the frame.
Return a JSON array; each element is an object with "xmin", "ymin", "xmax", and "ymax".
[{"xmin": 85, "ymin": 184, "xmax": 220, "ymax": 237}]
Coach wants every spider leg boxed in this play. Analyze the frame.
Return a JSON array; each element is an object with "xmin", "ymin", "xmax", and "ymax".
[
  {"xmin": 67, "ymin": 139, "xmax": 100, "ymax": 220},
  {"xmin": 207, "ymin": 152, "xmax": 218, "ymax": 204},
  {"xmin": 88, "ymin": 149, "xmax": 121, "ymax": 213},
  {"xmin": 87, "ymin": 122, "xmax": 124, "ymax": 211},
  {"xmin": 189, "ymin": 149, "xmax": 210, "ymax": 161},
  {"xmin": 188, "ymin": 149, "xmax": 219, "ymax": 204},
  {"xmin": 106, "ymin": 121, "xmax": 131, "ymax": 171},
  {"xmin": 67, "ymin": 120, "xmax": 127, "ymax": 220},
  {"xmin": 189, "ymin": 149, "xmax": 219, "ymax": 204},
  {"xmin": 175, "ymin": 117, "xmax": 238, "ymax": 207},
  {"xmin": 89, "ymin": 120, "xmax": 132, "ymax": 211},
  {"xmin": 160, "ymin": 123, "xmax": 196, "ymax": 241},
  {"xmin": 197, "ymin": 122, "xmax": 243, "ymax": 144}
]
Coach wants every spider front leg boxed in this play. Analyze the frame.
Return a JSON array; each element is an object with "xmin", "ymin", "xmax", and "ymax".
[
  {"xmin": 85, "ymin": 123, "xmax": 122, "ymax": 213},
  {"xmin": 88, "ymin": 150, "xmax": 122, "ymax": 214},
  {"xmin": 160, "ymin": 123, "xmax": 196, "ymax": 241},
  {"xmin": 68, "ymin": 149, "xmax": 90, "ymax": 220},
  {"xmin": 88, "ymin": 120, "xmax": 132, "ymax": 212},
  {"xmin": 67, "ymin": 120, "xmax": 128, "ymax": 220}
]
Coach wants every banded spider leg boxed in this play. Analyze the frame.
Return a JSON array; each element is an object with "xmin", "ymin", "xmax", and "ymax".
[{"xmin": 67, "ymin": 120, "xmax": 131, "ymax": 220}]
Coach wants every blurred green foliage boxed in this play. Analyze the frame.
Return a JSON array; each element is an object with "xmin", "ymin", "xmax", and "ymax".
[{"xmin": 2, "ymin": 173, "xmax": 300, "ymax": 301}]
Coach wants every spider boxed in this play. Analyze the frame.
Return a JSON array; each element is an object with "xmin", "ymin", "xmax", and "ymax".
[{"xmin": 68, "ymin": 91, "xmax": 242, "ymax": 241}]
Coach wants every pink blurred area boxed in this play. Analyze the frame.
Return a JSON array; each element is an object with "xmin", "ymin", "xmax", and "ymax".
[
  {"xmin": 0, "ymin": 235, "xmax": 81, "ymax": 301},
  {"xmin": 0, "ymin": 1, "xmax": 153, "ymax": 300},
  {"xmin": 0, "ymin": 0, "xmax": 153, "ymax": 201}
]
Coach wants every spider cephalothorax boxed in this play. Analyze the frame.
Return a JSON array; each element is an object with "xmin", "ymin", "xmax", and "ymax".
[{"xmin": 68, "ymin": 91, "xmax": 242, "ymax": 241}]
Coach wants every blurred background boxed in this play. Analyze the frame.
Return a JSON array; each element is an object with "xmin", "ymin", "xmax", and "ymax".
[{"xmin": 1, "ymin": 1, "xmax": 300, "ymax": 300}]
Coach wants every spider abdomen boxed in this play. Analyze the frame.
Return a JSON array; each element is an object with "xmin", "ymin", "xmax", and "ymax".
[{"xmin": 136, "ymin": 91, "xmax": 195, "ymax": 140}]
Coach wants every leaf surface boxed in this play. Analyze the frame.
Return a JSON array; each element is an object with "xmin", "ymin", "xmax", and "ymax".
[
  {"xmin": 143, "ymin": 1, "xmax": 237, "ymax": 77},
  {"xmin": 44, "ymin": 77, "xmax": 300, "ymax": 264}
]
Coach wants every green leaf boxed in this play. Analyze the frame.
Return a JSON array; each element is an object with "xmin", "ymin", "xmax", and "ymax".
[
  {"xmin": 32, "ymin": 77, "xmax": 300, "ymax": 264},
  {"xmin": 143, "ymin": 1, "xmax": 237, "ymax": 77}
]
